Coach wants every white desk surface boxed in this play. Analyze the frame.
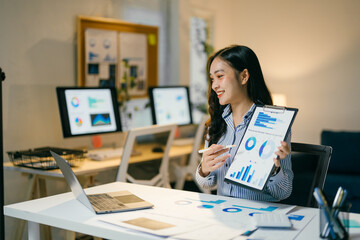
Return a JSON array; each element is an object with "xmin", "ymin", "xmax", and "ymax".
[
  {"xmin": 297, "ymin": 211, "xmax": 360, "ymax": 240},
  {"xmin": 3, "ymin": 144, "xmax": 193, "ymax": 240},
  {"xmin": 3, "ymin": 143, "xmax": 193, "ymax": 178},
  {"xmin": 5, "ymin": 182, "xmax": 360, "ymax": 240}
]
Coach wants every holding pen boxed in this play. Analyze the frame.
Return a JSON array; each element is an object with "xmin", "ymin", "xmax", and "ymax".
[
  {"xmin": 198, "ymin": 145, "xmax": 237, "ymax": 154},
  {"xmin": 198, "ymin": 144, "xmax": 235, "ymax": 178}
]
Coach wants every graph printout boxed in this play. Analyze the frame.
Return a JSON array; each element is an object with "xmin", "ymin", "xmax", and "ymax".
[{"xmin": 225, "ymin": 105, "xmax": 298, "ymax": 191}]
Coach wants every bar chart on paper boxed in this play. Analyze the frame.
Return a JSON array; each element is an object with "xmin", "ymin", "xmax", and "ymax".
[
  {"xmin": 228, "ymin": 163, "xmax": 267, "ymax": 187},
  {"xmin": 225, "ymin": 106, "xmax": 297, "ymax": 190},
  {"xmin": 254, "ymin": 112, "xmax": 281, "ymax": 129},
  {"xmin": 227, "ymin": 151, "xmax": 271, "ymax": 189},
  {"xmin": 252, "ymin": 109, "xmax": 292, "ymax": 135}
]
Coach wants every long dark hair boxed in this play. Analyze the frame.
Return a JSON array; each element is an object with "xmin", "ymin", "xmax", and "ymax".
[{"xmin": 206, "ymin": 45, "xmax": 273, "ymax": 145}]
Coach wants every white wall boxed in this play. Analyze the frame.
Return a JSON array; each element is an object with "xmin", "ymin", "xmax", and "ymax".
[
  {"xmin": 177, "ymin": 0, "xmax": 360, "ymax": 143},
  {"xmin": 230, "ymin": 0, "xmax": 360, "ymax": 143},
  {"xmin": 0, "ymin": 0, "xmax": 168, "ymax": 239},
  {"xmin": 0, "ymin": 0, "xmax": 169, "ymax": 153}
]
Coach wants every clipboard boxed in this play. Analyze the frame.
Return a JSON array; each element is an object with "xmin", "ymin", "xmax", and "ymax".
[{"xmin": 224, "ymin": 104, "xmax": 298, "ymax": 191}]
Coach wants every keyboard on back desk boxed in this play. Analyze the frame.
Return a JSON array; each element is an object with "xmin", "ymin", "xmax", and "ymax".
[{"xmin": 87, "ymin": 148, "xmax": 124, "ymax": 161}]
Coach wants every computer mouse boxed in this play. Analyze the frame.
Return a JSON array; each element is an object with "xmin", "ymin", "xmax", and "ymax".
[{"xmin": 152, "ymin": 147, "xmax": 164, "ymax": 153}]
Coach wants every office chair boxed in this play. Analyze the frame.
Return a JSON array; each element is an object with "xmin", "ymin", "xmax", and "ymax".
[
  {"xmin": 280, "ymin": 142, "xmax": 332, "ymax": 207},
  {"xmin": 115, "ymin": 124, "xmax": 177, "ymax": 188},
  {"xmin": 172, "ymin": 115, "xmax": 213, "ymax": 194}
]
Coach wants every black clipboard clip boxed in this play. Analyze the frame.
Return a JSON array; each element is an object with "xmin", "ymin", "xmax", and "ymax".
[{"xmin": 263, "ymin": 105, "xmax": 286, "ymax": 114}]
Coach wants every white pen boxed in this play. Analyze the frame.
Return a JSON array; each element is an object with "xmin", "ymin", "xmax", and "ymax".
[{"xmin": 198, "ymin": 145, "xmax": 237, "ymax": 154}]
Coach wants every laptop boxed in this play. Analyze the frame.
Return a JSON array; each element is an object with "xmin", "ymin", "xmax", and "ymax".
[{"xmin": 50, "ymin": 151, "xmax": 154, "ymax": 214}]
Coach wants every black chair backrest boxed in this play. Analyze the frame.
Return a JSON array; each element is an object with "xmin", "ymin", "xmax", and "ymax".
[{"xmin": 280, "ymin": 142, "xmax": 332, "ymax": 207}]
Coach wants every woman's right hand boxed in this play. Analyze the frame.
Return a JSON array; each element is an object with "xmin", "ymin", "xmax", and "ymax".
[{"xmin": 200, "ymin": 144, "xmax": 231, "ymax": 177}]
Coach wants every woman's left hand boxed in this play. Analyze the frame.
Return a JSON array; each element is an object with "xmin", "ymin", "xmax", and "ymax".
[{"xmin": 273, "ymin": 141, "xmax": 290, "ymax": 167}]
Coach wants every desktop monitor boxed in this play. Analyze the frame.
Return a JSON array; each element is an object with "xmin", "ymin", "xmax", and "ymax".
[
  {"xmin": 56, "ymin": 87, "xmax": 122, "ymax": 138},
  {"xmin": 148, "ymin": 86, "xmax": 193, "ymax": 126},
  {"xmin": 120, "ymin": 98, "xmax": 153, "ymax": 132}
]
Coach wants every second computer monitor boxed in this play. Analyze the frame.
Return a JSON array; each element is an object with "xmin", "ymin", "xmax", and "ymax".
[
  {"xmin": 56, "ymin": 87, "xmax": 122, "ymax": 138},
  {"xmin": 148, "ymin": 86, "xmax": 193, "ymax": 126}
]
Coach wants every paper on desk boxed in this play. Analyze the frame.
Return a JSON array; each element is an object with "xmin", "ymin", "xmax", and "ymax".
[
  {"xmin": 232, "ymin": 208, "xmax": 317, "ymax": 240},
  {"xmin": 106, "ymin": 180, "xmax": 296, "ymax": 221},
  {"xmin": 97, "ymin": 184, "xmax": 297, "ymax": 239},
  {"xmin": 100, "ymin": 210, "xmax": 253, "ymax": 240},
  {"xmin": 98, "ymin": 210, "xmax": 210, "ymax": 237},
  {"xmin": 146, "ymin": 193, "xmax": 296, "ymax": 224},
  {"xmin": 169, "ymin": 223, "xmax": 250, "ymax": 240}
]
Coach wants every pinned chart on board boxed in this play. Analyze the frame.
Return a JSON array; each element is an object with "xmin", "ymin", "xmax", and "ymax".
[{"xmin": 225, "ymin": 105, "xmax": 298, "ymax": 191}]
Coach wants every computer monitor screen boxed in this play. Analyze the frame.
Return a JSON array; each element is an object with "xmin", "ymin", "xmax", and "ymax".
[
  {"xmin": 148, "ymin": 86, "xmax": 193, "ymax": 126},
  {"xmin": 56, "ymin": 87, "xmax": 122, "ymax": 138},
  {"xmin": 120, "ymin": 98, "xmax": 153, "ymax": 131}
]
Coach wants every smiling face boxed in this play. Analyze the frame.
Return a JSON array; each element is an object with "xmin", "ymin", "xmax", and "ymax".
[{"xmin": 210, "ymin": 57, "xmax": 249, "ymax": 106}]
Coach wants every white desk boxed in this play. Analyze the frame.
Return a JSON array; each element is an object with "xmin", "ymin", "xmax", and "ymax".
[
  {"xmin": 4, "ymin": 143, "xmax": 193, "ymax": 196},
  {"xmin": 4, "ymin": 143, "xmax": 193, "ymax": 178},
  {"xmin": 5, "ymin": 182, "xmax": 360, "ymax": 240},
  {"xmin": 296, "ymin": 210, "xmax": 360, "ymax": 239},
  {"xmin": 4, "ymin": 143, "xmax": 193, "ymax": 240}
]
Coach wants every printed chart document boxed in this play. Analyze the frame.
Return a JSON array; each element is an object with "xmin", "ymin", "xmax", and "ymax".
[
  {"xmin": 225, "ymin": 105, "xmax": 298, "ymax": 191},
  {"xmin": 99, "ymin": 210, "xmax": 209, "ymax": 237},
  {"xmin": 97, "ymin": 182, "xmax": 309, "ymax": 240}
]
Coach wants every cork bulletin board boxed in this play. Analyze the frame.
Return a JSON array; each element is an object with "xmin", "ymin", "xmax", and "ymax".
[{"xmin": 77, "ymin": 16, "xmax": 158, "ymax": 98}]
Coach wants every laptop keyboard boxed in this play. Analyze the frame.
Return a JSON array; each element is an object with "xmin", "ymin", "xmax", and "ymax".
[{"xmin": 88, "ymin": 193, "xmax": 126, "ymax": 211}]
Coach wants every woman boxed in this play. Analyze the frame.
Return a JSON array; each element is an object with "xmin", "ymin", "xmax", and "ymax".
[{"xmin": 196, "ymin": 45, "xmax": 293, "ymax": 202}]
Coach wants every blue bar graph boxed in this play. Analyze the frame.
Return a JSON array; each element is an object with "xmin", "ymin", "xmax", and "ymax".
[
  {"xmin": 254, "ymin": 112, "xmax": 277, "ymax": 129},
  {"xmin": 241, "ymin": 165, "xmax": 252, "ymax": 181},
  {"xmin": 236, "ymin": 167, "xmax": 244, "ymax": 179},
  {"xmin": 247, "ymin": 170, "xmax": 255, "ymax": 183},
  {"xmin": 229, "ymin": 169, "xmax": 243, "ymax": 178},
  {"xmin": 229, "ymin": 166, "xmax": 249, "ymax": 181}
]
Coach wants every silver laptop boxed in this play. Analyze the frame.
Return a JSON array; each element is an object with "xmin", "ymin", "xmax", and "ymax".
[{"xmin": 50, "ymin": 151, "xmax": 153, "ymax": 214}]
